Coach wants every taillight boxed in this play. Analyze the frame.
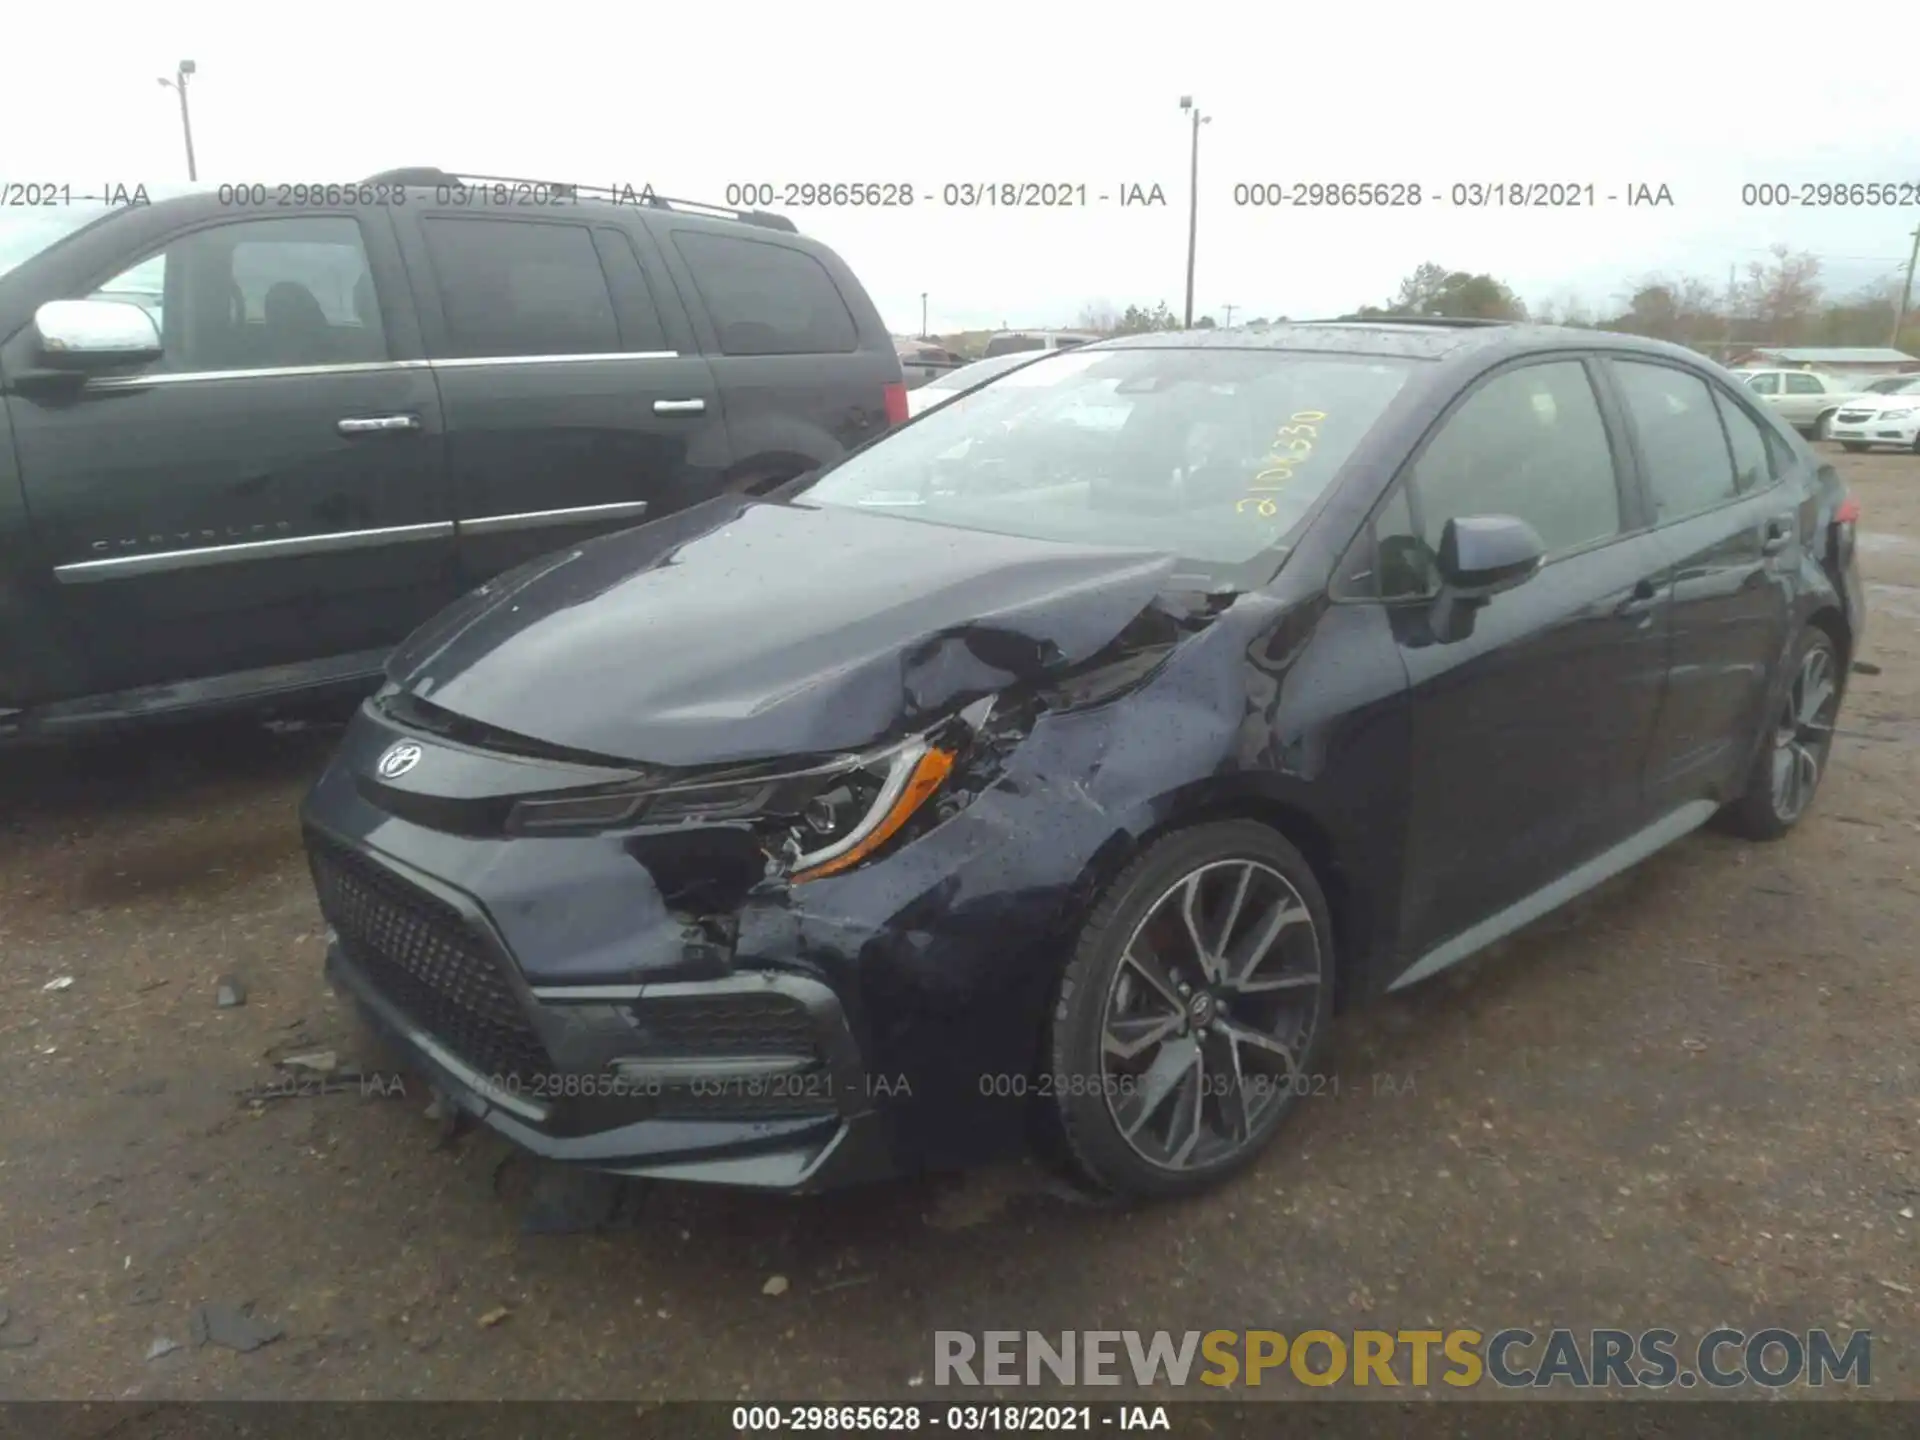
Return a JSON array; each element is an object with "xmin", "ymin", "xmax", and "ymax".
[
  {"xmin": 883, "ymin": 382, "xmax": 909, "ymax": 426},
  {"xmin": 1835, "ymin": 495, "xmax": 1861, "ymax": 524}
]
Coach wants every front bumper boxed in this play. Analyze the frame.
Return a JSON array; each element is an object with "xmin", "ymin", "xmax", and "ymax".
[
  {"xmin": 1829, "ymin": 410, "xmax": 1920, "ymax": 447},
  {"xmin": 324, "ymin": 924, "xmax": 896, "ymax": 1191},
  {"xmin": 297, "ymin": 698, "xmax": 1134, "ymax": 1190}
]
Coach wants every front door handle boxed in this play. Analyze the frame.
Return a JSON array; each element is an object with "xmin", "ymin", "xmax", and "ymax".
[
  {"xmin": 653, "ymin": 398, "xmax": 706, "ymax": 416},
  {"xmin": 1761, "ymin": 516, "xmax": 1794, "ymax": 555},
  {"xmin": 1613, "ymin": 578, "xmax": 1659, "ymax": 624},
  {"xmin": 337, "ymin": 414, "xmax": 420, "ymax": 434}
]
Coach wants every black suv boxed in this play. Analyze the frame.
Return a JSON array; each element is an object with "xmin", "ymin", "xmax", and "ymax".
[{"xmin": 0, "ymin": 169, "xmax": 904, "ymax": 741}]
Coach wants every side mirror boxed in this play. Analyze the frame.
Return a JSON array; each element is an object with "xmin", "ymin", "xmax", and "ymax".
[
  {"xmin": 32, "ymin": 299, "xmax": 162, "ymax": 369},
  {"xmin": 1436, "ymin": 514, "xmax": 1545, "ymax": 597}
]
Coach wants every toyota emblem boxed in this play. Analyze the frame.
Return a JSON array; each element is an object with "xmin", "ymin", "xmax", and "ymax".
[{"xmin": 376, "ymin": 741, "xmax": 423, "ymax": 780}]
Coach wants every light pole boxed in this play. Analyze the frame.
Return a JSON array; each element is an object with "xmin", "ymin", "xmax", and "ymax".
[
  {"xmin": 158, "ymin": 60, "xmax": 198, "ymax": 181},
  {"xmin": 1178, "ymin": 96, "xmax": 1210, "ymax": 329},
  {"xmin": 921, "ymin": 292, "xmax": 929, "ymax": 339},
  {"xmin": 1222, "ymin": 303, "xmax": 1237, "ymax": 327},
  {"xmin": 1891, "ymin": 224, "xmax": 1920, "ymax": 350}
]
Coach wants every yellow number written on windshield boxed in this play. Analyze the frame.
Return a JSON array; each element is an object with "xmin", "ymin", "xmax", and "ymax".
[{"xmin": 1239, "ymin": 411, "xmax": 1327, "ymax": 517}]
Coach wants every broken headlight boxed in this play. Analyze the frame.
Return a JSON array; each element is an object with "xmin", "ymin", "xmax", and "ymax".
[{"xmin": 507, "ymin": 734, "xmax": 959, "ymax": 882}]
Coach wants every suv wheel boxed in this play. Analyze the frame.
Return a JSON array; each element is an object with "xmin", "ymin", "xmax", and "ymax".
[
  {"xmin": 1813, "ymin": 410, "xmax": 1836, "ymax": 441},
  {"xmin": 1722, "ymin": 626, "xmax": 1842, "ymax": 840},
  {"xmin": 1046, "ymin": 821, "xmax": 1334, "ymax": 1200}
]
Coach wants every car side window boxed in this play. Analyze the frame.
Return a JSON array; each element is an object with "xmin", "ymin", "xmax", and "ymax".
[
  {"xmin": 90, "ymin": 216, "xmax": 387, "ymax": 373},
  {"xmin": 1745, "ymin": 372, "xmax": 1780, "ymax": 395},
  {"xmin": 670, "ymin": 231, "xmax": 858, "ymax": 356},
  {"xmin": 421, "ymin": 218, "xmax": 619, "ymax": 359},
  {"xmin": 1406, "ymin": 359, "xmax": 1623, "ymax": 559},
  {"xmin": 1613, "ymin": 361, "xmax": 1739, "ymax": 521},
  {"xmin": 1783, "ymin": 372, "xmax": 1823, "ymax": 395},
  {"xmin": 1711, "ymin": 386, "xmax": 1778, "ymax": 493}
]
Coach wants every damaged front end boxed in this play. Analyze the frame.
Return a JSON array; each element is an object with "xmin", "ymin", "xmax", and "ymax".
[{"xmin": 300, "ymin": 502, "xmax": 1247, "ymax": 1189}]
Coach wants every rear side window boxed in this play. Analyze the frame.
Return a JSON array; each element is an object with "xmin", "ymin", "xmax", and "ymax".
[
  {"xmin": 1745, "ymin": 372, "xmax": 1780, "ymax": 395},
  {"xmin": 421, "ymin": 218, "xmax": 619, "ymax": 359},
  {"xmin": 671, "ymin": 231, "xmax": 857, "ymax": 355},
  {"xmin": 1783, "ymin": 371, "xmax": 1823, "ymax": 395},
  {"xmin": 1612, "ymin": 361, "xmax": 1739, "ymax": 521},
  {"xmin": 1711, "ymin": 387, "xmax": 1778, "ymax": 493}
]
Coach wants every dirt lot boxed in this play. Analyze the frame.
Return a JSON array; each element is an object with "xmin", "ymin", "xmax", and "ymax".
[{"xmin": 1, "ymin": 447, "xmax": 1916, "ymax": 1403}]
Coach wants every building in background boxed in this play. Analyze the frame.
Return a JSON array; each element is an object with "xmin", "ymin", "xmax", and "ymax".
[{"xmin": 1726, "ymin": 346, "xmax": 1918, "ymax": 376}]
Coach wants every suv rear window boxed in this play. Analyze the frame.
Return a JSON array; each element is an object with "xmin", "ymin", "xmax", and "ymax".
[
  {"xmin": 984, "ymin": 334, "xmax": 1048, "ymax": 358},
  {"xmin": 671, "ymin": 231, "xmax": 857, "ymax": 356}
]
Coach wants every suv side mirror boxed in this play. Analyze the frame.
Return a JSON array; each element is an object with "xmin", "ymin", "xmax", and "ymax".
[
  {"xmin": 1436, "ymin": 514, "xmax": 1545, "ymax": 597},
  {"xmin": 32, "ymin": 299, "xmax": 162, "ymax": 369}
]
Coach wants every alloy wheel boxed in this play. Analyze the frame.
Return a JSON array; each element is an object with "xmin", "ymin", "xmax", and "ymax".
[
  {"xmin": 1770, "ymin": 640, "xmax": 1839, "ymax": 823},
  {"xmin": 1098, "ymin": 859, "xmax": 1324, "ymax": 1171}
]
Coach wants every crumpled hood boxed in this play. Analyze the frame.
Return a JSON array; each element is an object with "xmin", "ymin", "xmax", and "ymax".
[{"xmin": 389, "ymin": 497, "xmax": 1187, "ymax": 767}]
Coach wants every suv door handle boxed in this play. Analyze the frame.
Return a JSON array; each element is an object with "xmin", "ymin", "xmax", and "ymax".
[
  {"xmin": 337, "ymin": 414, "xmax": 420, "ymax": 434},
  {"xmin": 1761, "ymin": 516, "xmax": 1794, "ymax": 555},
  {"xmin": 653, "ymin": 398, "xmax": 706, "ymax": 416}
]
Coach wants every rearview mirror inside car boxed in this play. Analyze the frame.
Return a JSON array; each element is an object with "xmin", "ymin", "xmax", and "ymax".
[{"xmin": 32, "ymin": 299, "xmax": 162, "ymax": 369}]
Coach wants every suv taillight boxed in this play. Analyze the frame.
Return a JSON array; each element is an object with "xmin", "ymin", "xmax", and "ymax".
[
  {"xmin": 1832, "ymin": 492, "xmax": 1860, "ymax": 566},
  {"xmin": 883, "ymin": 382, "xmax": 909, "ymax": 426}
]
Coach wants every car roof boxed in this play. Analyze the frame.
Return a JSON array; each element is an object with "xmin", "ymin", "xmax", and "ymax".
[{"xmin": 1096, "ymin": 319, "xmax": 1721, "ymax": 367}]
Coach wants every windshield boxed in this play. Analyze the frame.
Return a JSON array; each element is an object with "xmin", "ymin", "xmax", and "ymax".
[
  {"xmin": 0, "ymin": 206, "xmax": 112, "ymax": 280},
  {"xmin": 0, "ymin": 186, "xmax": 196, "ymax": 281},
  {"xmin": 1864, "ymin": 375, "xmax": 1920, "ymax": 394},
  {"xmin": 802, "ymin": 347, "xmax": 1416, "ymax": 577}
]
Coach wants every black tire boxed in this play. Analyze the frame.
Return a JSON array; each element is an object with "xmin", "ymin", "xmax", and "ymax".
[
  {"xmin": 1841, "ymin": 441, "xmax": 1869, "ymax": 453},
  {"xmin": 1813, "ymin": 410, "xmax": 1835, "ymax": 441},
  {"xmin": 1046, "ymin": 820, "xmax": 1335, "ymax": 1200},
  {"xmin": 1720, "ymin": 626, "xmax": 1842, "ymax": 841}
]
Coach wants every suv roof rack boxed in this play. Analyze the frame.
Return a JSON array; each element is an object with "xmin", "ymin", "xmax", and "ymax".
[{"xmin": 360, "ymin": 168, "xmax": 799, "ymax": 233}]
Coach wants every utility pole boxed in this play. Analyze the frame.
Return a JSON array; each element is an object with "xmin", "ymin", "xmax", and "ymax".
[
  {"xmin": 1178, "ymin": 96, "xmax": 1210, "ymax": 329},
  {"xmin": 1724, "ymin": 262, "xmax": 1738, "ymax": 364},
  {"xmin": 1891, "ymin": 225, "xmax": 1920, "ymax": 350},
  {"xmin": 1222, "ymin": 303, "xmax": 1237, "ymax": 327},
  {"xmin": 920, "ymin": 292, "xmax": 928, "ymax": 339},
  {"xmin": 158, "ymin": 60, "xmax": 199, "ymax": 181}
]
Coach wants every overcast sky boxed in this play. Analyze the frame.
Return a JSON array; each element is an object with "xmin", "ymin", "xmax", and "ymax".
[{"xmin": 11, "ymin": 2, "xmax": 1919, "ymax": 335}]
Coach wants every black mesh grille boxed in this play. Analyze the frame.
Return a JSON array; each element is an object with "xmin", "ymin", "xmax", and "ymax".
[
  {"xmin": 627, "ymin": 992, "xmax": 821, "ymax": 1059},
  {"xmin": 308, "ymin": 834, "xmax": 552, "ymax": 1084}
]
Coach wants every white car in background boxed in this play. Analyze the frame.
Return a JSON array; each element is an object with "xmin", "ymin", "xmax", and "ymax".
[
  {"xmin": 1732, "ymin": 368, "xmax": 1872, "ymax": 439},
  {"xmin": 1827, "ymin": 375, "xmax": 1920, "ymax": 453},
  {"xmin": 904, "ymin": 349, "xmax": 1049, "ymax": 415}
]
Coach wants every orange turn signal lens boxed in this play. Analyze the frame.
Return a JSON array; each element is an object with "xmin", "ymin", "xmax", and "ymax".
[{"xmin": 790, "ymin": 745, "xmax": 956, "ymax": 882}]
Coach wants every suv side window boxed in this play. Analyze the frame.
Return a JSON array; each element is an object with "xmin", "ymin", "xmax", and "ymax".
[
  {"xmin": 421, "ymin": 218, "xmax": 619, "ymax": 359},
  {"xmin": 1783, "ymin": 371, "xmax": 1823, "ymax": 395},
  {"xmin": 1408, "ymin": 359, "xmax": 1623, "ymax": 559},
  {"xmin": 1744, "ymin": 372, "xmax": 1781, "ymax": 395},
  {"xmin": 90, "ymin": 216, "xmax": 386, "ymax": 373},
  {"xmin": 670, "ymin": 231, "xmax": 857, "ymax": 356},
  {"xmin": 1711, "ymin": 385, "xmax": 1777, "ymax": 493},
  {"xmin": 1612, "ymin": 361, "xmax": 1739, "ymax": 521}
]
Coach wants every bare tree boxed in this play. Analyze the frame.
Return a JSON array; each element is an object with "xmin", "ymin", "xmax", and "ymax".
[
  {"xmin": 1739, "ymin": 246, "xmax": 1823, "ymax": 344},
  {"xmin": 1075, "ymin": 300, "xmax": 1120, "ymax": 335}
]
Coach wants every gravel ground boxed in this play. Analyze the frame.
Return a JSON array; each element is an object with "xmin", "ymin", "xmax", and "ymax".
[{"xmin": 1, "ymin": 447, "xmax": 1915, "ymax": 1402}]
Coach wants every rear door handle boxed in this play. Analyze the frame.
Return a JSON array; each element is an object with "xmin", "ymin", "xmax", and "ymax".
[
  {"xmin": 337, "ymin": 414, "xmax": 420, "ymax": 434},
  {"xmin": 653, "ymin": 398, "xmax": 706, "ymax": 416},
  {"xmin": 1761, "ymin": 516, "xmax": 1794, "ymax": 555}
]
